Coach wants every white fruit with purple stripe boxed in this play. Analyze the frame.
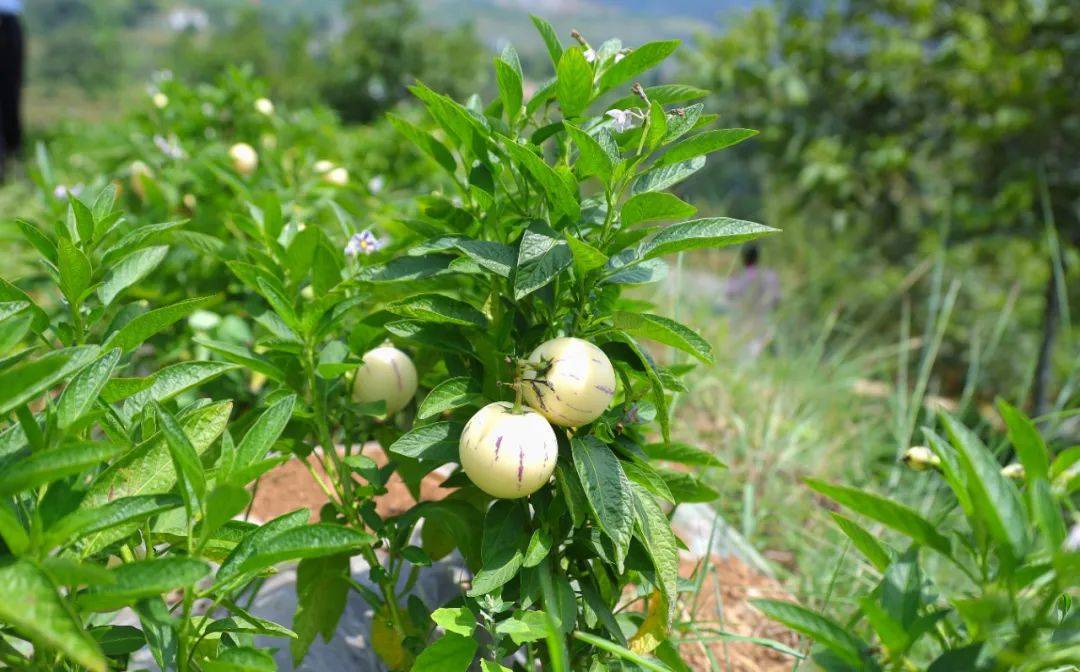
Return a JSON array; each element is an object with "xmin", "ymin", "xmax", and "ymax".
[
  {"xmin": 459, "ymin": 402, "xmax": 557, "ymax": 499},
  {"xmin": 228, "ymin": 142, "xmax": 259, "ymax": 176},
  {"xmin": 351, "ymin": 345, "xmax": 417, "ymax": 415},
  {"xmin": 522, "ymin": 337, "xmax": 616, "ymax": 427}
]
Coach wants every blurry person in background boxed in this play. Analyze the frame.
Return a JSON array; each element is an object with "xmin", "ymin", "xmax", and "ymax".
[
  {"xmin": 724, "ymin": 243, "xmax": 781, "ymax": 359},
  {"xmin": 0, "ymin": 0, "xmax": 23, "ymax": 181}
]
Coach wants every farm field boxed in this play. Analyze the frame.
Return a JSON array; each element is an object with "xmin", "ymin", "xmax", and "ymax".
[{"xmin": 0, "ymin": 1, "xmax": 1076, "ymax": 671}]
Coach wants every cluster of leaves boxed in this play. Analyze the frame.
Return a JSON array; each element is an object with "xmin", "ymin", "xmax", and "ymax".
[
  {"xmin": 2, "ymin": 13, "xmax": 780, "ymax": 672},
  {"xmin": 337, "ymin": 16, "xmax": 776, "ymax": 670},
  {"xmin": 685, "ymin": 0, "xmax": 1079, "ymax": 402},
  {"xmin": 759, "ymin": 404, "xmax": 1078, "ymax": 671},
  {"xmin": 0, "ymin": 187, "xmax": 373, "ymax": 672}
]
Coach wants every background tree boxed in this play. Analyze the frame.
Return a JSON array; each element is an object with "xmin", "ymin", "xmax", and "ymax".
[{"xmin": 685, "ymin": 0, "xmax": 1078, "ymax": 412}]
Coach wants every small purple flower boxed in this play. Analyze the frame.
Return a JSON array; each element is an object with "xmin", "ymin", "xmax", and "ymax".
[
  {"xmin": 154, "ymin": 134, "xmax": 186, "ymax": 160},
  {"xmin": 345, "ymin": 230, "xmax": 381, "ymax": 257},
  {"xmin": 583, "ymin": 48, "xmax": 597, "ymax": 63},
  {"xmin": 606, "ymin": 109, "xmax": 636, "ymax": 133},
  {"xmin": 53, "ymin": 185, "xmax": 70, "ymax": 200}
]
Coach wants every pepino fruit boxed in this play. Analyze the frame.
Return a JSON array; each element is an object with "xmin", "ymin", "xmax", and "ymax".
[
  {"xmin": 228, "ymin": 142, "xmax": 258, "ymax": 176},
  {"xmin": 522, "ymin": 337, "xmax": 616, "ymax": 427},
  {"xmin": 459, "ymin": 402, "xmax": 557, "ymax": 499},
  {"xmin": 324, "ymin": 166, "xmax": 349, "ymax": 186},
  {"xmin": 351, "ymin": 345, "xmax": 418, "ymax": 415},
  {"xmin": 254, "ymin": 97, "xmax": 275, "ymax": 116}
]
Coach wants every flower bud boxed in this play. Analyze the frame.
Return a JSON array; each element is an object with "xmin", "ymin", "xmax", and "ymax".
[
  {"xmin": 254, "ymin": 97, "xmax": 274, "ymax": 115},
  {"xmin": 324, "ymin": 166, "xmax": 348, "ymax": 186},
  {"xmin": 901, "ymin": 446, "xmax": 940, "ymax": 471},
  {"xmin": 1001, "ymin": 463, "xmax": 1025, "ymax": 480},
  {"xmin": 152, "ymin": 92, "xmax": 169, "ymax": 109},
  {"xmin": 228, "ymin": 142, "xmax": 258, "ymax": 176}
]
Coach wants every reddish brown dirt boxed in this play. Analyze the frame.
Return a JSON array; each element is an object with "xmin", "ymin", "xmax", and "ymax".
[
  {"xmin": 249, "ymin": 445, "xmax": 448, "ymax": 522},
  {"xmin": 249, "ymin": 446, "xmax": 799, "ymax": 671},
  {"xmin": 677, "ymin": 555, "xmax": 801, "ymax": 671}
]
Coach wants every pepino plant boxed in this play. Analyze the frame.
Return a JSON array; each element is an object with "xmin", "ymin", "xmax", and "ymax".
[
  {"xmin": 757, "ymin": 404, "xmax": 1079, "ymax": 671},
  {"xmin": 0, "ymin": 187, "xmax": 371, "ymax": 671},
  {"xmin": 319, "ymin": 15, "xmax": 778, "ymax": 670}
]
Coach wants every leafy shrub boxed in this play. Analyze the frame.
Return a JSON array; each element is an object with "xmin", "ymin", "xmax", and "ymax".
[
  {"xmin": 2, "ymin": 14, "xmax": 778, "ymax": 672},
  {"xmin": 757, "ymin": 405, "xmax": 1079, "ymax": 671}
]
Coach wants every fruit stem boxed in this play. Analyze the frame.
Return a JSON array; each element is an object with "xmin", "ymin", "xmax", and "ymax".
[{"xmin": 511, "ymin": 360, "xmax": 526, "ymax": 414}]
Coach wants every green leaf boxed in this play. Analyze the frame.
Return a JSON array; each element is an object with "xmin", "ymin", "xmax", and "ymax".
[
  {"xmin": 557, "ymin": 47, "xmax": 593, "ymax": 118},
  {"xmin": 614, "ymin": 312, "xmax": 713, "ymax": 363},
  {"xmin": 997, "ymin": 400, "xmax": 1049, "ymax": 481},
  {"xmin": 118, "ymin": 361, "xmax": 239, "ymax": 417},
  {"xmin": 0, "ymin": 504, "xmax": 28, "ymax": 554},
  {"xmin": 806, "ymin": 478, "xmax": 952, "ymax": 557},
  {"xmin": 514, "ymin": 221, "xmax": 573, "ymax": 300},
  {"xmin": 192, "ymin": 338, "xmax": 286, "ymax": 383},
  {"xmin": 40, "ymin": 557, "xmax": 116, "ymax": 586},
  {"xmin": 56, "ymin": 348, "xmax": 121, "ymax": 429},
  {"xmin": 155, "ymin": 402, "xmax": 207, "ymax": 520},
  {"xmin": 100, "ymin": 220, "xmax": 185, "ymax": 265},
  {"xmin": 501, "ymin": 138, "xmax": 580, "ymax": 221},
  {"xmin": 654, "ymin": 128, "xmax": 758, "ymax": 168},
  {"xmin": 0, "ymin": 559, "xmax": 106, "ymax": 672},
  {"xmin": 653, "ymin": 467, "xmax": 717, "ymax": 502},
  {"xmin": 468, "ymin": 500, "xmax": 528, "ymax": 596},
  {"xmin": 236, "ymin": 524, "xmax": 373, "ymax": 576},
  {"xmin": 411, "ymin": 633, "xmax": 477, "ymax": 672},
  {"xmin": 621, "ymin": 192, "xmax": 697, "ymax": 227},
  {"xmin": 57, "ymin": 237, "xmax": 92, "ymax": 305},
  {"xmin": 200, "ymin": 485, "xmax": 251, "ymax": 543},
  {"xmin": 645, "ymin": 101, "xmax": 668, "ymax": 151},
  {"xmin": 46, "ymin": 494, "xmax": 182, "ymax": 548},
  {"xmin": 571, "ymin": 630, "xmax": 674, "ymax": 672},
  {"xmin": 630, "ymin": 156, "xmax": 706, "ymax": 195},
  {"xmin": 455, "ymin": 239, "xmax": 517, "ymax": 278},
  {"xmin": 565, "ymin": 124, "xmax": 614, "ymax": 181},
  {"xmin": 622, "ymin": 460, "xmax": 674, "ymax": 504},
  {"xmin": 530, "ymin": 14, "xmax": 563, "ymax": 66},
  {"xmin": 1029, "ymin": 478, "xmax": 1066, "ymax": 551},
  {"xmin": 386, "ymin": 294, "xmax": 487, "ymax": 328},
  {"xmin": 495, "ymin": 58, "xmax": 523, "ymax": 122},
  {"xmin": 291, "ymin": 554, "xmax": 350, "ymax": 665},
  {"xmin": 231, "ymin": 394, "xmax": 296, "ymax": 477},
  {"xmin": 830, "ymin": 513, "xmax": 895, "ymax": 573},
  {"xmin": 81, "ymin": 401, "xmax": 232, "ymax": 552},
  {"xmin": 0, "ymin": 442, "xmax": 122, "ymax": 497},
  {"xmin": 597, "ymin": 40, "xmax": 680, "ymax": 93},
  {"xmin": 630, "ymin": 483, "xmax": 679, "ymax": 614},
  {"xmin": 387, "ymin": 113, "xmax": 457, "ymax": 174},
  {"xmin": 418, "ymin": 377, "xmax": 481, "ymax": 420},
  {"xmin": 217, "ymin": 509, "xmax": 310, "ymax": 583},
  {"xmin": 941, "ymin": 414, "xmax": 1029, "ymax": 562},
  {"xmin": 89, "ymin": 625, "xmax": 145, "ymax": 656},
  {"xmin": 0, "ymin": 345, "xmax": 99, "ymax": 416},
  {"xmin": 78, "ymin": 558, "xmax": 210, "ymax": 612},
  {"xmin": 496, "ymin": 610, "xmax": 550, "ymax": 645},
  {"xmin": 642, "ymin": 441, "xmax": 724, "ymax": 468},
  {"xmin": 566, "ymin": 234, "xmax": 609, "ymax": 277},
  {"xmin": 204, "ymin": 647, "xmax": 276, "ymax": 672},
  {"xmin": 572, "ymin": 436, "xmax": 633, "ymax": 567},
  {"xmin": 97, "ymin": 245, "xmax": 169, "ymax": 306},
  {"xmin": 432, "ymin": 607, "xmax": 477, "ymax": 637},
  {"xmin": 638, "ymin": 218, "xmax": 779, "ymax": 261},
  {"xmin": 388, "ymin": 422, "xmax": 462, "ymax": 463},
  {"xmin": 0, "ymin": 278, "xmax": 49, "ymax": 333},
  {"xmin": 752, "ymin": 599, "xmax": 867, "ymax": 669},
  {"xmin": 104, "ymin": 295, "xmax": 216, "ymax": 352},
  {"xmin": 68, "ymin": 197, "xmax": 96, "ymax": 243}
]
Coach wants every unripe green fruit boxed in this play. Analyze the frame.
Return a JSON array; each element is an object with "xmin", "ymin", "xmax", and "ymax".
[
  {"xmin": 459, "ymin": 402, "xmax": 557, "ymax": 499},
  {"xmin": 351, "ymin": 346, "xmax": 417, "ymax": 415},
  {"xmin": 522, "ymin": 337, "xmax": 616, "ymax": 427},
  {"xmin": 228, "ymin": 142, "xmax": 258, "ymax": 176}
]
